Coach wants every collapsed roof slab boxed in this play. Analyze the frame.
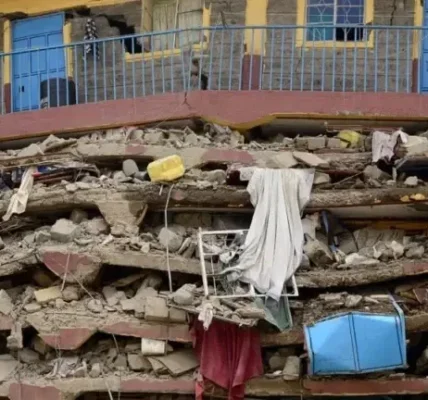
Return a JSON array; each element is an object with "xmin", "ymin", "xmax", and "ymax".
[
  {"xmin": 4, "ymin": 295, "xmax": 428, "ymax": 349},
  {"xmin": 5, "ymin": 375, "xmax": 428, "ymax": 399},
  {"xmin": 4, "ymin": 247, "xmax": 428, "ymax": 288},
  {"xmin": 0, "ymin": 142, "xmax": 371, "ymax": 171},
  {"xmin": 3, "ymin": 184, "xmax": 428, "ymax": 217}
]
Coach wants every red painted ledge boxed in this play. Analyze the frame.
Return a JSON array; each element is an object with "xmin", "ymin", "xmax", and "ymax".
[
  {"xmin": 7, "ymin": 377, "xmax": 428, "ymax": 399},
  {"xmin": 2, "ymin": 91, "xmax": 428, "ymax": 142}
]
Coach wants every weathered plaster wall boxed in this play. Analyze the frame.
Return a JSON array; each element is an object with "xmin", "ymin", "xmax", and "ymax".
[
  {"xmin": 265, "ymin": 0, "xmax": 417, "ymax": 91},
  {"xmin": 67, "ymin": 0, "xmax": 246, "ymax": 104}
]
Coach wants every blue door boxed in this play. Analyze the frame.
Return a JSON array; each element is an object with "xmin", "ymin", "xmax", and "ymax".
[
  {"xmin": 12, "ymin": 13, "xmax": 65, "ymax": 112},
  {"xmin": 421, "ymin": 3, "xmax": 428, "ymax": 93}
]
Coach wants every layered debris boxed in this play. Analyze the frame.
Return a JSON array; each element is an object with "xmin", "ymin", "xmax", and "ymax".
[{"xmin": 2, "ymin": 125, "xmax": 428, "ymax": 398}]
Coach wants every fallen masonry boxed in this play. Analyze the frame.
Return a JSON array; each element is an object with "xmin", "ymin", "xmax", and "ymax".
[{"xmin": 2, "ymin": 126, "xmax": 428, "ymax": 399}]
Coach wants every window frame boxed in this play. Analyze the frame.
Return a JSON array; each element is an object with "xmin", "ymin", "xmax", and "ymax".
[
  {"xmin": 125, "ymin": 0, "xmax": 211, "ymax": 62},
  {"xmin": 296, "ymin": 0, "xmax": 374, "ymax": 48}
]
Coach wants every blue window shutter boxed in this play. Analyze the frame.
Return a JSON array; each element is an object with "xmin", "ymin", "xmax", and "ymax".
[
  {"xmin": 337, "ymin": 0, "xmax": 365, "ymax": 24},
  {"xmin": 306, "ymin": 0, "xmax": 334, "ymax": 41}
]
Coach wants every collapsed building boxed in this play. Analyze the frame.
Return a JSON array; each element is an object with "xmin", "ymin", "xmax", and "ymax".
[{"xmin": 0, "ymin": 124, "xmax": 427, "ymax": 400}]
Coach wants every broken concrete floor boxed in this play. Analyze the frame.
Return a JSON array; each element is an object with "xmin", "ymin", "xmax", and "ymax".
[{"xmin": 1, "ymin": 125, "xmax": 428, "ymax": 399}]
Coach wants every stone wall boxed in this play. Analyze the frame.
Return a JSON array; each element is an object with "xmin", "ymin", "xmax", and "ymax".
[{"xmin": 68, "ymin": 0, "xmax": 247, "ymax": 104}]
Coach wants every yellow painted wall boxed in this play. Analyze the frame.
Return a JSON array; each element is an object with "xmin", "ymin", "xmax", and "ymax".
[
  {"xmin": 3, "ymin": 20, "xmax": 11, "ymax": 85},
  {"xmin": 413, "ymin": 0, "xmax": 423, "ymax": 60},
  {"xmin": 0, "ymin": 0, "xmax": 134, "ymax": 15},
  {"xmin": 244, "ymin": 0, "xmax": 268, "ymax": 55},
  {"xmin": 2, "ymin": 18, "xmax": 73, "ymax": 85}
]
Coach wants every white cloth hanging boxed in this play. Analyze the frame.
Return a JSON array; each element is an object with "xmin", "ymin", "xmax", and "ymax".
[{"xmin": 222, "ymin": 168, "xmax": 314, "ymax": 301}]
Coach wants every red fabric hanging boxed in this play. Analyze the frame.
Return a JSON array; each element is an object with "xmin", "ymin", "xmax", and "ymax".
[{"xmin": 191, "ymin": 319, "xmax": 263, "ymax": 400}]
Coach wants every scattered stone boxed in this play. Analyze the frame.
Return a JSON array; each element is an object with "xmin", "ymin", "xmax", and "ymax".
[
  {"xmin": 145, "ymin": 297, "xmax": 169, "ymax": 322},
  {"xmin": 282, "ymin": 356, "xmax": 301, "ymax": 381},
  {"xmin": 55, "ymin": 298, "xmax": 66, "ymax": 309},
  {"xmin": 140, "ymin": 242, "xmax": 150, "ymax": 253},
  {"xmin": 122, "ymin": 159, "xmax": 139, "ymax": 177},
  {"xmin": 292, "ymin": 151, "xmax": 328, "ymax": 168},
  {"xmin": 327, "ymin": 138, "xmax": 341, "ymax": 148},
  {"xmin": 158, "ymin": 227, "xmax": 183, "ymax": 252},
  {"xmin": 303, "ymin": 238, "xmax": 334, "ymax": 267},
  {"xmin": 127, "ymin": 354, "xmax": 152, "ymax": 371},
  {"xmin": 7, "ymin": 324, "xmax": 23, "ymax": 350},
  {"xmin": 295, "ymin": 137, "xmax": 308, "ymax": 149},
  {"xmin": 307, "ymin": 137, "xmax": 326, "ymax": 150},
  {"xmin": 34, "ymin": 286, "xmax": 62, "ymax": 304},
  {"xmin": 153, "ymin": 350, "xmax": 199, "ymax": 376},
  {"xmin": 363, "ymin": 165, "xmax": 389, "ymax": 181},
  {"xmin": 50, "ymin": 219, "xmax": 79, "ymax": 243},
  {"xmin": 237, "ymin": 306, "xmax": 266, "ymax": 319},
  {"xmin": 65, "ymin": 183, "xmax": 78, "ymax": 193},
  {"xmin": 114, "ymin": 354, "xmax": 128, "ymax": 370},
  {"xmin": 145, "ymin": 131, "xmax": 163, "ymax": 144},
  {"xmin": 171, "ymin": 284, "xmax": 195, "ymax": 306},
  {"xmin": 120, "ymin": 298, "xmax": 139, "ymax": 312},
  {"xmin": 321, "ymin": 293, "xmax": 343, "ymax": 303},
  {"xmin": 62, "ymin": 286, "xmax": 81, "ymax": 302},
  {"xmin": 76, "ymin": 182, "xmax": 92, "ymax": 190},
  {"xmin": 269, "ymin": 152, "xmax": 298, "ymax": 168},
  {"xmin": 18, "ymin": 349, "xmax": 40, "ymax": 364},
  {"xmin": 406, "ymin": 245, "xmax": 425, "ymax": 259},
  {"xmin": 87, "ymin": 299, "xmax": 103, "ymax": 313},
  {"xmin": 102, "ymin": 286, "xmax": 126, "ymax": 306},
  {"xmin": 89, "ymin": 363, "xmax": 102, "ymax": 378},
  {"xmin": 404, "ymin": 176, "xmax": 418, "ymax": 187},
  {"xmin": 23, "ymin": 233, "xmax": 35, "ymax": 246},
  {"xmin": 70, "ymin": 209, "xmax": 89, "ymax": 224},
  {"xmin": 345, "ymin": 295, "xmax": 363, "ymax": 308},
  {"xmin": 268, "ymin": 353, "xmax": 286, "ymax": 371},
  {"xmin": 169, "ymin": 308, "xmax": 187, "ymax": 323},
  {"xmin": 314, "ymin": 172, "xmax": 331, "ymax": 185},
  {"xmin": 34, "ymin": 230, "xmax": 50, "ymax": 244},
  {"xmin": 0, "ymin": 237, "xmax": 4, "ymax": 250},
  {"xmin": 141, "ymin": 338, "xmax": 167, "ymax": 356},
  {"xmin": 24, "ymin": 303, "xmax": 41, "ymax": 313},
  {"xmin": 85, "ymin": 218, "xmax": 109, "ymax": 236},
  {"xmin": 185, "ymin": 132, "xmax": 199, "ymax": 145},
  {"xmin": 17, "ymin": 143, "xmax": 44, "ymax": 158},
  {"xmin": 0, "ymin": 355, "xmax": 18, "ymax": 382},
  {"xmin": 72, "ymin": 362, "xmax": 87, "ymax": 378},
  {"xmin": 203, "ymin": 170, "xmax": 227, "ymax": 184},
  {"xmin": 0, "ymin": 290, "xmax": 13, "ymax": 316}
]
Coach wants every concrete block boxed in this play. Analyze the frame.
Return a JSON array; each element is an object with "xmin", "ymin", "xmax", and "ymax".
[
  {"xmin": 127, "ymin": 354, "xmax": 152, "ymax": 371},
  {"xmin": 169, "ymin": 308, "xmax": 187, "ymax": 323},
  {"xmin": 34, "ymin": 286, "xmax": 62, "ymax": 304},
  {"xmin": 0, "ymin": 290, "xmax": 13, "ymax": 315},
  {"xmin": 327, "ymin": 138, "xmax": 342, "ymax": 148},
  {"xmin": 50, "ymin": 219, "xmax": 79, "ymax": 243},
  {"xmin": 145, "ymin": 297, "xmax": 169, "ymax": 322},
  {"xmin": 307, "ymin": 137, "xmax": 326, "ymax": 150}
]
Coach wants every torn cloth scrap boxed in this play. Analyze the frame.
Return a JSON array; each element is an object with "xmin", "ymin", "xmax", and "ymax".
[
  {"xmin": 223, "ymin": 168, "xmax": 314, "ymax": 300},
  {"xmin": 372, "ymin": 129, "xmax": 407, "ymax": 163},
  {"xmin": 3, "ymin": 167, "xmax": 36, "ymax": 222},
  {"xmin": 83, "ymin": 18, "xmax": 100, "ymax": 60},
  {"xmin": 192, "ymin": 319, "xmax": 263, "ymax": 400}
]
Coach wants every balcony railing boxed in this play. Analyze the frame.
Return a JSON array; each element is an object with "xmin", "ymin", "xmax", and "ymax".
[{"xmin": 0, "ymin": 24, "xmax": 423, "ymax": 114}]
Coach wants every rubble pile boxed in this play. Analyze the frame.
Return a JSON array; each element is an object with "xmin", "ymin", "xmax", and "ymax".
[{"xmin": 2, "ymin": 124, "xmax": 428, "ymax": 398}]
